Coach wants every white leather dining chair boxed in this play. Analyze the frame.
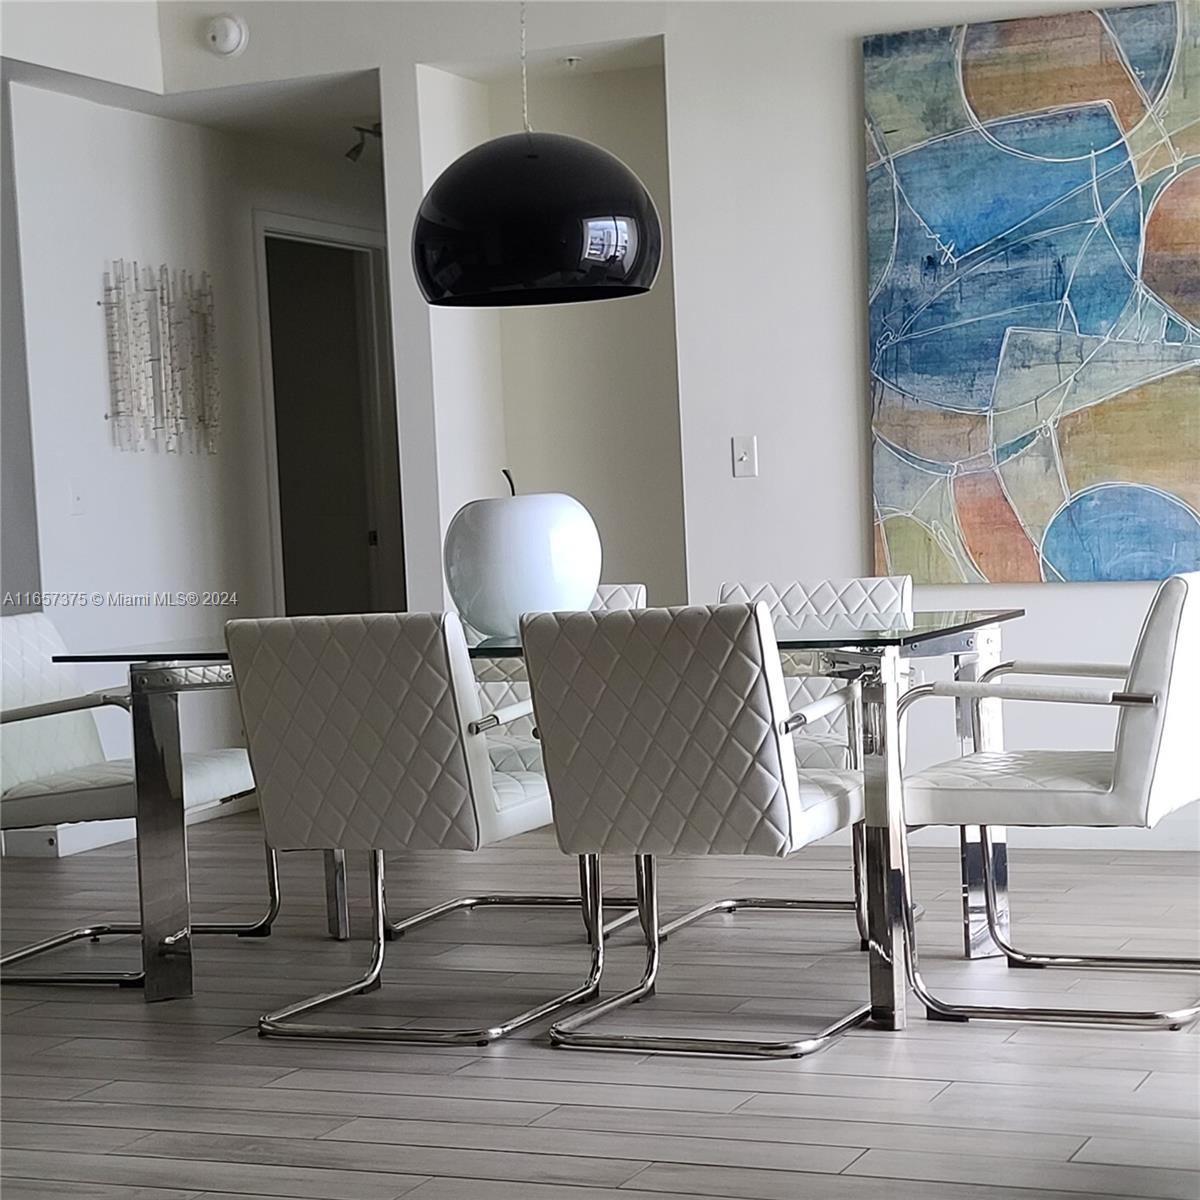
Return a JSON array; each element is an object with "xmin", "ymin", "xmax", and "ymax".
[
  {"xmin": 715, "ymin": 577, "xmax": 913, "ymax": 945},
  {"xmin": 895, "ymin": 572, "xmax": 1200, "ymax": 1028},
  {"xmin": 226, "ymin": 610, "xmax": 602, "ymax": 1043},
  {"xmin": 522, "ymin": 603, "xmax": 871, "ymax": 1057},
  {"xmin": 718, "ymin": 577, "xmax": 913, "ymax": 769},
  {"xmin": 0, "ymin": 612, "xmax": 270, "ymax": 986},
  {"xmin": 468, "ymin": 583, "xmax": 648, "ymax": 774}
]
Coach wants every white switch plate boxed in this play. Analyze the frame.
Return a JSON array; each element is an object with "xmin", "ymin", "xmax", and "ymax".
[
  {"xmin": 731, "ymin": 435, "xmax": 758, "ymax": 478},
  {"xmin": 68, "ymin": 480, "xmax": 85, "ymax": 516}
]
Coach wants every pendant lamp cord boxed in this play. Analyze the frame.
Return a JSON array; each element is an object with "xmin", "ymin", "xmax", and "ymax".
[{"xmin": 520, "ymin": 0, "xmax": 533, "ymax": 133}]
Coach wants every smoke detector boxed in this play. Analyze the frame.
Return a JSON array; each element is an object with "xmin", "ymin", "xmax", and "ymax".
[{"xmin": 204, "ymin": 14, "xmax": 249, "ymax": 57}]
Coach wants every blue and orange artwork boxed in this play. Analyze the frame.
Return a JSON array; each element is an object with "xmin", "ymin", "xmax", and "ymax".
[{"xmin": 865, "ymin": 2, "xmax": 1199, "ymax": 582}]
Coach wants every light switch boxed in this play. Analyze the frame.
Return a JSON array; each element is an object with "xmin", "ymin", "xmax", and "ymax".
[
  {"xmin": 731, "ymin": 435, "xmax": 758, "ymax": 478},
  {"xmin": 68, "ymin": 480, "xmax": 85, "ymax": 516}
]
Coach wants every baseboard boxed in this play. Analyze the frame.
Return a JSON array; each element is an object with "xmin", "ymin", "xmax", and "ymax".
[{"xmin": 0, "ymin": 794, "xmax": 258, "ymax": 858}]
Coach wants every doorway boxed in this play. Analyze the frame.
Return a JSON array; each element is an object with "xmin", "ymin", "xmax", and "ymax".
[{"xmin": 255, "ymin": 213, "xmax": 404, "ymax": 616}]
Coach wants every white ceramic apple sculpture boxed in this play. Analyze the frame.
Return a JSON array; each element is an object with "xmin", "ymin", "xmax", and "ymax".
[{"xmin": 444, "ymin": 491, "xmax": 602, "ymax": 637}]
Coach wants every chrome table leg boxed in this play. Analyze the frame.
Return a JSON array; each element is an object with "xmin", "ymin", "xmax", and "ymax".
[
  {"xmin": 324, "ymin": 849, "xmax": 351, "ymax": 940},
  {"xmin": 954, "ymin": 624, "xmax": 1010, "ymax": 959},
  {"xmin": 864, "ymin": 647, "xmax": 907, "ymax": 1031},
  {"xmin": 130, "ymin": 666, "xmax": 193, "ymax": 1002}
]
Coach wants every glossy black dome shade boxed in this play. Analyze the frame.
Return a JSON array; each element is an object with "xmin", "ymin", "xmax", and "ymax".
[{"xmin": 412, "ymin": 132, "xmax": 662, "ymax": 307}]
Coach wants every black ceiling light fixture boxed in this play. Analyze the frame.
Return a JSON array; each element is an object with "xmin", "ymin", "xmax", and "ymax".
[{"xmin": 411, "ymin": 3, "xmax": 662, "ymax": 307}]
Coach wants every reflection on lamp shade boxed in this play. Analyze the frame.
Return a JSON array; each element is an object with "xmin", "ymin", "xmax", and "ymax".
[
  {"xmin": 443, "ymin": 493, "xmax": 602, "ymax": 637},
  {"xmin": 412, "ymin": 132, "xmax": 662, "ymax": 307}
]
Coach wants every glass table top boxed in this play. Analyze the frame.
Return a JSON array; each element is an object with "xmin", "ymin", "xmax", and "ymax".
[
  {"xmin": 52, "ymin": 609, "xmax": 1024, "ymax": 664},
  {"xmin": 471, "ymin": 609, "xmax": 1024, "ymax": 657}
]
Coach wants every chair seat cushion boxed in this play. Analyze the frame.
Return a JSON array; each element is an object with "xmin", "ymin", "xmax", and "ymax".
[
  {"xmin": 1, "ymin": 748, "xmax": 255, "ymax": 830},
  {"xmin": 788, "ymin": 767, "xmax": 864, "ymax": 846},
  {"xmin": 903, "ymin": 749, "xmax": 1121, "ymax": 827},
  {"xmin": 490, "ymin": 731, "xmax": 852, "ymax": 774},
  {"xmin": 484, "ymin": 770, "xmax": 552, "ymax": 846},
  {"xmin": 487, "ymin": 731, "xmax": 543, "ymax": 774}
]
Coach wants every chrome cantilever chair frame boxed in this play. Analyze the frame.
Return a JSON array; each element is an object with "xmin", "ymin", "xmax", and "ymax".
[
  {"xmin": 385, "ymin": 861, "xmax": 639, "ymax": 944},
  {"xmin": 654, "ymin": 685, "xmax": 870, "ymax": 948},
  {"xmin": 551, "ymin": 854, "xmax": 871, "ymax": 1058},
  {"xmin": 715, "ymin": 578, "xmax": 915, "ymax": 950},
  {"xmin": 230, "ymin": 610, "xmax": 622, "ymax": 1045},
  {"xmin": 260, "ymin": 849, "xmax": 605, "ymax": 1044},
  {"xmin": 526, "ymin": 604, "xmax": 872, "ymax": 1059},
  {"xmin": 382, "ymin": 705, "xmax": 639, "ymax": 944},
  {"xmin": 0, "ymin": 691, "xmax": 278, "ymax": 989},
  {"xmin": 439, "ymin": 585, "xmax": 652, "ymax": 945},
  {"xmin": 893, "ymin": 679, "xmax": 1200, "ymax": 1029}
]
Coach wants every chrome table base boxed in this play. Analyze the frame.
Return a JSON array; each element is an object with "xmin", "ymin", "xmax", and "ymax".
[
  {"xmin": 550, "ymin": 856, "xmax": 871, "ymax": 1058},
  {"xmin": 1, "ymin": 842, "xmax": 281, "ymax": 987},
  {"xmin": 259, "ymin": 851, "xmax": 604, "ymax": 1045}
]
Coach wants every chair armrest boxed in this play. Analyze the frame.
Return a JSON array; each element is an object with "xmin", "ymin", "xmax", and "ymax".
[
  {"xmin": 899, "ymin": 679, "xmax": 1155, "ymax": 717},
  {"xmin": 468, "ymin": 699, "xmax": 534, "ymax": 735},
  {"xmin": 781, "ymin": 686, "xmax": 857, "ymax": 734},
  {"xmin": 981, "ymin": 659, "xmax": 1130, "ymax": 683},
  {"xmin": 0, "ymin": 687, "xmax": 133, "ymax": 725}
]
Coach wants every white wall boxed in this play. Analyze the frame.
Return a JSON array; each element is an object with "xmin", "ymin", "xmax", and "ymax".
[
  {"xmin": 655, "ymin": 2, "xmax": 1196, "ymax": 849},
  {"xmin": 8, "ymin": 82, "xmax": 384, "ymax": 753},
  {"xmin": 1, "ymin": 77, "xmax": 40, "ymax": 611},
  {"xmin": 1, "ymin": 1, "xmax": 163, "ymax": 92},
  {"xmin": 491, "ymin": 64, "xmax": 687, "ymax": 605},
  {"xmin": 30, "ymin": 1, "xmax": 1199, "ymax": 846},
  {"xmin": 415, "ymin": 64, "xmax": 510, "ymax": 564}
]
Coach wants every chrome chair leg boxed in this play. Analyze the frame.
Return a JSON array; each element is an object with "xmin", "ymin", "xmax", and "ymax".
[
  {"xmin": 259, "ymin": 850, "xmax": 604, "ymax": 1044},
  {"xmin": 658, "ymin": 823, "xmax": 907, "ymax": 950},
  {"xmin": 895, "ymin": 822, "xmax": 1200, "ymax": 1029},
  {"xmin": 550, "ymin": 855, "xmax": 871, "ymax": 1058},
  {"xmin": 385, "ymin": 854, "xmax": 639, "ymax": 942},
  {"xmin": 196, "ymin": 841, "xmax": 281, "ymax": 937},
  {"xmin": 1, "ymin": 843, "xmax": 282, "ymax": 988},
  {"xmin": 977, "ymin": 827, "xmax": 1200, "ymax": 974},
  {"xmin": 324, "ymin": 849, "xmax": 351, "ymax": 940}
]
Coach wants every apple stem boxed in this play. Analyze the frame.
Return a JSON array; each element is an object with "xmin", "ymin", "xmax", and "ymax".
[{"xmin": 501, "ymin": 468, "xmax": 516, "ymax": 496}]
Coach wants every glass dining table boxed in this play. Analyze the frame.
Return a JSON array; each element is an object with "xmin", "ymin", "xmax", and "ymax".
[{"xmin": 56, "ymin": 605, "xmax": 1023, "ymax": 1026}]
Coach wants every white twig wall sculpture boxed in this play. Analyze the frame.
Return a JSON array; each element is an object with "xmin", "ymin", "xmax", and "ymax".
[{"xmin": 102, "ymin": 260, "xmax": 220, "ymax": 453}]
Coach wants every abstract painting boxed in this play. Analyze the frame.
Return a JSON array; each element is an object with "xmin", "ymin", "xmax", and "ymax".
[{"xmin": 865, "ymin": 3, "xmax": 1199, "ymax": 582}]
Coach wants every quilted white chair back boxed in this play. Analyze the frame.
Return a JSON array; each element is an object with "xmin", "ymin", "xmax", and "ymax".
[
  {"xmin": 717, "ymin": 577, "xmax": 912, "ymax": 735},
  {"xmin": 1, "ymin": 613, "xmax": 106, "ymax": 792},
  {"xmin": 1114, "ymin": 573, "xmax": 1200, "ymax": 828},
  {"xmin": 718, "ymin": 577, "xmax": 912, "ymax": 623},
  {"xmin": 226, "ymin": 612, "xmax": 500, "ymax": 853},
  {"xmin": 470, "ymin": 584, "xmax": 647, "ymax": 736},
  {"xmin": 522, "ymin": 604, "xmax": 808, "ymax": 858}
]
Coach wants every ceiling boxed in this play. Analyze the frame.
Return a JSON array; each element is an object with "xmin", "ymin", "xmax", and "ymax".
[
  {"xmin": 0, "ymin": 32, "xmax": 662, "ymax": 156},
  {"xmin": 439, "ymin": 35, "xmax": 664, "ymax": 85},
  {"xmin": 1, "ymin": 59, "xmax": 382, "ymax": 159}
]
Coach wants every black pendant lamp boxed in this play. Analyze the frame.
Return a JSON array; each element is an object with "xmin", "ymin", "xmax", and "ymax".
[{"xmin": 411, "ymin": 7, "xmax": 662, "ymax": 307}]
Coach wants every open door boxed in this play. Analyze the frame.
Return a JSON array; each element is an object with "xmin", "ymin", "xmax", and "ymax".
[{"xmin": 259, "ymin": 219, "xmax": 404, "ymax": 616}]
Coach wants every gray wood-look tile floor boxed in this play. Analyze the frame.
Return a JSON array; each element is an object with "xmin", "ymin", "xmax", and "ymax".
[{"xmin": 2, "ymin": 811, "xmax": 1198, "ymax": 1200}]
